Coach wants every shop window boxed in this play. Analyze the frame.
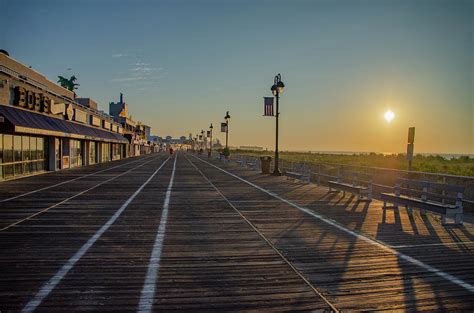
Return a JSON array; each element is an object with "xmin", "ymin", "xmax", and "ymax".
[
  {"xmin": 13, "ymin": 136, "xmax": 21, "ymax": 162},
  {"xmin": 37, "ymin": 137, "xmax": 44, "ymax": 160},
  {"xmin": 3, "ymin": 135, "xmax": 13, "ymax": 163},
  {"xmin": 0, "ymin": 135, "xmax": 46, "ymax": 179},
  {"xmin": 69, "ymin": 139, "xmax": 83, "ymax": 168},
  {"xmin": 55, "ymin": 138, "xmax": 61, "ymax": 170},
  {"xmin": 89, "ymin": 142, "xmax": 97, "ymax": 165}
]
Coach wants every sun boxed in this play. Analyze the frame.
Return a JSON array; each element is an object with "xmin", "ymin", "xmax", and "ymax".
[{"xmin": 384, "ymin": 110, "xmax": 395, "ymax": 122}]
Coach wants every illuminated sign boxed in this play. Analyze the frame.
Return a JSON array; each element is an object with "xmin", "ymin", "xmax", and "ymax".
[
  {"xmin": 50, "ymin": 102, "xmax": 66, "ymax": 115},
  {"xmin": 91, "ymin": 116, "xmax": 101, "ymax": 127},
  {"xmin": 74, "ymin": 109, "xmax": 87, "ymax": 123},
  {"xmin": 65, "ymin": 104, "xmax": 73, "ymax": 120},
  {"xmin": 103, "ymin": 120, "xmax": 111, "ymax": 130}
]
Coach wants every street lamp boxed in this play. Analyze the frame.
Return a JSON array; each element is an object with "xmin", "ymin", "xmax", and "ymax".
[
  {"xmin": 271, "ymin": 73, "xmax": 285, "ymax": 176},
  {"xmin": 224, "ymin": 111, "xmax": 230, "ymax": 149},
  {"xmin": 201, "ymin": 130, "xmax": 205, "ymax": 153},
  {"xmin": 209, "ymin": 123, "xmax": 213, "ymax": 158}
]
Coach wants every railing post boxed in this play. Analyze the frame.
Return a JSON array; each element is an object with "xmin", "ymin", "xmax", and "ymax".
[
  {"xmin": 317, "ymin": 163, "xmax": 321, "ymax": 186},
  {"xmin": 442, "ymin": 176, "xmax": 446, "ymax": 204}
]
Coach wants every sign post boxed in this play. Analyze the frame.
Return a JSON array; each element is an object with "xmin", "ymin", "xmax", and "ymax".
[{"xmin": 407, "ymin": 127, "xmax": 415, "ymax": 171}]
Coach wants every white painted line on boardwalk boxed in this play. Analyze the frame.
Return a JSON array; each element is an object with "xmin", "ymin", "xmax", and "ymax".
[
  {"xmin": 186, "ymin": 155, "xmax": 338, "ymax": 311},
  {"xmin": 192, "ymin": 155, "xmax": 474, "ymax": 294},
  {"xmin": 137, "ymin": 154, "xmax": 177, "ymax": 313},
  {"xmin": 1, "ymin": 155, "xmax": 164, "ymax": 232},
  {"xmin": 21, "ymin": 156, "xmax": 171, "ymax": 313},
  {"xmin": 0, "ymin": 154, "xmax": 156, "ymax": 203},
  {"xmin": 392, "ymin": 241, "xmax": 474, "ymax": 248}
]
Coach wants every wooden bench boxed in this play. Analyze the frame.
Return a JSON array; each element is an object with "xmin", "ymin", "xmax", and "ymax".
[
  {"xmin": 380, "ymin": 178, "xmax": 464, "ymax": 225},
  {"xmin": 285, "ymin": 164, "xmax": 310, "ymax": 183},
  {"xmin": 246, "ymin": 158, "xmax": 259, "ymax": 170},
  {"xmin": 328, "ymin": 170, "xmax": 372, "ymax": 201}
]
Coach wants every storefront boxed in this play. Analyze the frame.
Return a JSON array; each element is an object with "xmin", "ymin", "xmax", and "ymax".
[
  {"xmin": 0, "ymin": 104, "xmax": 128, "ymax": 180},
  {"xmin": 0, "ymin": 52, "xmax": 133, "ymax": 181}
]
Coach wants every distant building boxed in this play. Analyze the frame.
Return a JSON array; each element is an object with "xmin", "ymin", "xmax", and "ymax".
[
  {"xmin": 144, "ymin": 125, "xmax": 151, "ymax": 141},
  {"xmin": 148, "ymin": 135, "xmax": 159, "ymax": 143},
  {"xmin": 75, "ymin": 98, "xmax": 98, "ymax": 110},
  {"xmin": 109, "ymin": 93, "xmax": 128, "ymax": 118},
  {"xmin": 240, "ymin": 146, "xmax": 263, "ymax": 151},
  {"xmin": 109, "ymin": 93, "xmax": 156, "ymax": 156}
]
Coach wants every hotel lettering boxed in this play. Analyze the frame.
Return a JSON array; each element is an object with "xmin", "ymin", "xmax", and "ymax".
[{"xmin": 13, "ymin": 86, "xmax": 52, "ymax": 114}]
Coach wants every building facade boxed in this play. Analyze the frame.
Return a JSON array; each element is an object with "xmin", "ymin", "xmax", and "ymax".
[
  {"xmin": 0, "ymin": 52, "xmax": 131, "ymax": 181},
  {"xmin": 109, "ymin": 94, "xmax": 156, "ymax": 156}
]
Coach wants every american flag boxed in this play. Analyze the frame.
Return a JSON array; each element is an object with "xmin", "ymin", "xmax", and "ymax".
[
  {"xmin": 263, "ymin": 97, "xmax": 274, "ymax": 116},
  {"xmin": 221, "ymin": 122, "xmax": 227, "ymax": 132}
]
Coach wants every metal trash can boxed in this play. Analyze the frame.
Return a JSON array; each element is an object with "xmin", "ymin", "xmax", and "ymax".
[{"xmin": 260, "ymin": 156, "xmax": 272, "ymax": 174}]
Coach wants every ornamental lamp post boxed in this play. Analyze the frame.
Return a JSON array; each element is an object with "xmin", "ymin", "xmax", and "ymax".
[
  {"xmin": 201, "ymin": 130, "xmax": 205, "ymax": 153},
  {"xmin": 271, "ymin": 73, "xmax": 285, "ymax": 176},
  {"xmin": 224, "ymin": 111, "xmax": 230, "ymax": 149},
  {"xmin": 209, "ymin": 123, "xmax": 213, "ymax": 158}
]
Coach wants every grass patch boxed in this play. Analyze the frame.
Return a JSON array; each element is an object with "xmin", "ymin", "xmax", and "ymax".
[{"xmin": 230, "ymin": 150, "xmax": 474, "ymax": 177}]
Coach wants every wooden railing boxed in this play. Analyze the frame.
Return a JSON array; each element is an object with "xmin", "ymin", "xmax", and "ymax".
[{"xmin": 226, "ymin": 154, "xmax": 474, "ymax": 211}]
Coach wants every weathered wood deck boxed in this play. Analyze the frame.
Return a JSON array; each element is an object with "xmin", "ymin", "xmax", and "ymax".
[{"xmin": 0, "ymin": 152, "xmax": 473, "ymax": 312}]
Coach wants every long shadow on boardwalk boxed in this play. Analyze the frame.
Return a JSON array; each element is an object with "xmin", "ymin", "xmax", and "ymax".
[{"xmin": 215, "ymin": 163, "xmax": 474, "ymax": 311}]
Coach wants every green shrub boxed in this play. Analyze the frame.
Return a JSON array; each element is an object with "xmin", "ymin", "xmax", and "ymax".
[{"xmin": 222, "ymin": 147, "xmax": 230, "ymax": 157}]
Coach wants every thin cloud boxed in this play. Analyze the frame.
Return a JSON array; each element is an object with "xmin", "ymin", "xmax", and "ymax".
[
  {"xmin": 133, "ymin": 62, "xmax": 150, "ymax": 66},
  {"xmin": 112, "ymin": 53, "xmax": 128, "ymax": 58},
  {"xmin": 130, "ymin": 67, "xmax": 156, "ymax": 72},
  {"xmin": 110, "ymin": 76, "xmax": 145, "ymax": 82}
]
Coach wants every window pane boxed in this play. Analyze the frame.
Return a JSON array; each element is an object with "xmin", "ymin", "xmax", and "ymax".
[
  {"xmin": 37, "ymin": 160, "xmax": 44, "ymax": 171},
  {"xmin": 4, "ymin": 135, "xmax": 13, "ymax": 163},
  {"xmin": 22, "ymin": 136, "xmax": 30, "ymax": 161},
  {"xmin": 23, "ymin": 162, "xmax": 30, "ymax": 174},
  {"xmin": 13, "ymin": 136, "xmax": 22, "ymax": 162},
  {"xmin": 37, "ymin": 137, "xmax": 44, "ymax": 159},
  {"xmin": 4, "ymin": 165, "xmax": 13, "ymax": 178},
  {"xmin": 14, "ymin": 163, "xmax": 22, "ymax": 176},
  {"xmin": 30, "ymin": 137, "xmax": 37, "ymax": 160},
  {"xmin": 0, "ymin": 134, "xmax": 3, "ymax": 164}
]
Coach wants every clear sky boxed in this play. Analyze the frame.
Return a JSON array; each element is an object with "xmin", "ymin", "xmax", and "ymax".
[{"xmin": 1, "ymin": 0, "xmax": 472, "ymax": 154}]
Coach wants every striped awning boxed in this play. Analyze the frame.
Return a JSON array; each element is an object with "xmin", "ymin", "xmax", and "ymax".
[{"xmin": 0, "ymin": 105, "xmax": 129, "ymax": 144}]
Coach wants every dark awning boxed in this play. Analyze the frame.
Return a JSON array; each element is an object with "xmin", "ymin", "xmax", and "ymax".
[{"xmin": 0, "ymin": 105, "xmax": 129, "ymax": 144}]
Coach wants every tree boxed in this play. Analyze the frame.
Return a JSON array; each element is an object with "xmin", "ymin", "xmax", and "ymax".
[{"xmin": 57, "ymin": 75, "xmax": 80, "ymax": 91}]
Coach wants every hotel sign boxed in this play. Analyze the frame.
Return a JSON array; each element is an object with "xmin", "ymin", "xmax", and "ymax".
[
  {"xmin": 14, "ymin": 86, "xmax": 52, "ymax": 113},
  {"xmin": 13, "ymin": 86, "xmax": 67, "ymax": 116}
]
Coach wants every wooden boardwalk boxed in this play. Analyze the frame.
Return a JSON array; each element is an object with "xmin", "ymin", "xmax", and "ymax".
[{"xmin": 0, "ymin": 152, "xmax": 473, "ymax": 312}]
